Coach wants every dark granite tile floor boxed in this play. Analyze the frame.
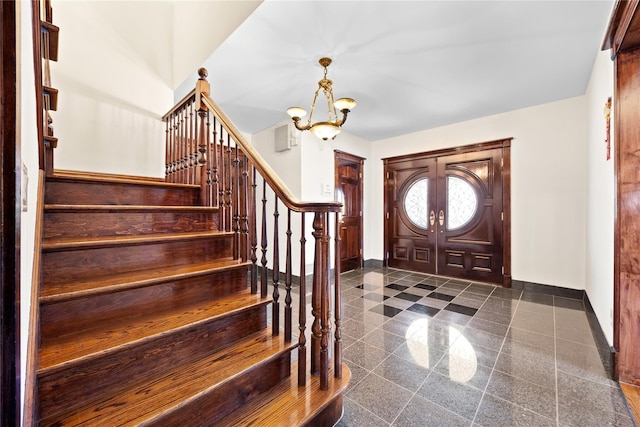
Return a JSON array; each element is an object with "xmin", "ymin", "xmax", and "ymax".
[{"xmin": 331, "ymin": 267, "xmax": 636, "ymax": 427}]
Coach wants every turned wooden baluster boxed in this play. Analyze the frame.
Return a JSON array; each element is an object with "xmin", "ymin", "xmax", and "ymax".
[
  {"xmin": 226, "ymin": 134, "xmax": 233, "ymax": 231},
  {"xmin": 207, "ymin": 112, "xmax": 215, "ymax": 205},
  {"xmin": 233, "ymin": 143, "xmax": 241, "ymax": 259},
  {"xmin": 191, "ymin": 101, "xmax": 198, "ymax": 185},
  {"xmin": 260, "ymin": 180, "xmax": 268, "ymax": 298},
  {"xmin": 334, "ymin": 212, "xmax": 342, "ymax": 378},
  {"xmin": 179, "ymin": 106, "xmax": 186, "ymax": 183},
  {"xmin": 284, "ymin": 209, "xmax": 293, "ymax": 342},
  {"xmin": 272, "ymin": 197, "xmax": 280, "ymax": 336},
  {"xmin": 164, "ymin": 114, "xmax": 170, "ymax": 178},
  {"xmin": 250, "ymin": 166, "xmax": 258, "ymax": 294},
  {"xmin": 184, "ymin": 104, "xmax": 191, "ymax": 184},
  {"xmin": 172, "ymin": 110, "xmax": 178, "ymax": 181},
  {"xmin": 311, "ymin": 213, "xmax": 323, "ymax": 377},
  {"xmin": 195, "ymin": 68, "xmax": 210, "ymax": 203},
  {"xmin": 298, "ymin": 213, "xmax": 307, "ymax": 386},
  {"xmin": 320, "ymin": 212, "xmax": 331, "ymax": 390},
  {"xmin": 167, "ymin": 113, "xmax": 174, "ymax": 181},
  {"xmin": 210, "ymin": 119, "xmax": 219, "ymax": 206},
  {"xmin": 218, "ymin": 125, "xmax": 226, "ymax": 227},
  {"xmin": 186, "ymin": 104, "xmax": 193, "ymax": 184},
  {"xmin": 179, "ymin": 110, "xmax": 185, "ymax": 181},
  {"xmin": 188, "ymin": 101, "xmax": 196, "ymax": 185},
  {"xmin": 241, "ymin": 156, "xmax": 250, "ymax": 262}
]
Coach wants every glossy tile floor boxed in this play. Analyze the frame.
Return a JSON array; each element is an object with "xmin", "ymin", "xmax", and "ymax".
[{"xmin": 328, "ymin": 267, "xmax": 635, "ymax": 427}]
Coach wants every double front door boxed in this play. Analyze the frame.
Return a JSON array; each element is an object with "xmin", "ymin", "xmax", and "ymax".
[{"xmin": 384, "ymin": 140, "xmax": 511, "ymax": 285}]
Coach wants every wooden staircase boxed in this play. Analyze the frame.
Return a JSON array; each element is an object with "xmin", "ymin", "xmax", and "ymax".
[{"xmin": 34, "ymin": 171, "xmax": 349, "ymax": 426}]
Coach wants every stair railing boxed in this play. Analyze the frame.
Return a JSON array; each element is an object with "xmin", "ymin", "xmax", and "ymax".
[{"xmin": 162, "ymin": 68, "xmax": 344, "ymax": 391}]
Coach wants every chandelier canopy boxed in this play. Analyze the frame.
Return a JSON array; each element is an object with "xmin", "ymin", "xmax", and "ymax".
[{"xmin": 286, "ymin": 57, "xmax": 356, "ymax": 141}]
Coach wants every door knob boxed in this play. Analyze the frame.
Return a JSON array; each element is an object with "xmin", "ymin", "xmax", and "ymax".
[{"xmin": 438, "ymin": 210, "xmax": 445, "ymax": 227}]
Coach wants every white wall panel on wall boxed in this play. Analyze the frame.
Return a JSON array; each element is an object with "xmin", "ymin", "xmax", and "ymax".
[
  {"xmin": 585, "ymin": 49, "xmax": 615, "ymax": 345},
  {"xmin": 370, "ymin": 96, "xmax": 588, "ymax": 290}
]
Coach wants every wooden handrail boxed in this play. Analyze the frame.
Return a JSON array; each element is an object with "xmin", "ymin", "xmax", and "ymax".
[{"xmin": 162, "ymin": 91, "xmax": 196, "ymax": 121}]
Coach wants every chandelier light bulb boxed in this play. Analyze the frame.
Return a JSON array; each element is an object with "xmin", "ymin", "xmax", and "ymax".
[
  {"xmin": 286, "ymin": 107, "xmax": 307, "ymax": 119},
  {"xmin": 334, "ymin": 98, "xmax": 356, "ymax": 112}
]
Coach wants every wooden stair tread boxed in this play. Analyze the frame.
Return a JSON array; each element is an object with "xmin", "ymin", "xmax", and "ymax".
[
  {"xmin": 41, "ymin": 331, "xmax": 297, "ymax": 426},
  {"xmin": 41, "ymin": 20, "xmax": 59, "ymax": 61},
  {"xmin": 40, "ymin": 258, "xmax": 247, "ymax": 303},
  {"xmin": 216, "ymin": 361, "xmax": 351, "ymax": 427},
  {"xmin": 621, "ymin": 382, "xmax": 640, "ymax": 425},
  {"xmin": 48, "ymin": 170, "xmax": 199, "ymax": 188},
  {"xmin": 38, "ymin": 289, "xmax": 267, "ymax": 372},
  {"xmin": 44, "ymin": 204, "xmax": 219, "ymax": 212},
  {"xmin": 42, "ymin": 230, "xmax": 232, "ymax": 251}
]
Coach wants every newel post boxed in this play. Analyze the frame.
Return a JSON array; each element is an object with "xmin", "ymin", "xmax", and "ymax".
[
  {"xmin": 195, "ymin": 68, "xmax": 211, "ymax": 206},
  {"xmin": 311, "ymin": 212, "xmax": 331, "ymax": 390}
]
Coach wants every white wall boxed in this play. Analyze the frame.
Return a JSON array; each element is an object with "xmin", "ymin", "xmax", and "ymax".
[
  {"xmin": 585, "ymin": 49, "xmax": 615, "ymax": 344},
  {"xmin": 369, "ymin": 96, "xmax": 588, "ymax": 290},
  {"xmin": 252, "ymin": 122, "xmax": 302, "ymax": 199},
  {"xmin": 52, "ymin": 0, "xmax": 173, "ymax": 177},
  {"xmin": 18, "ymin": 1, "xmax": 40, "ymax": 422}
]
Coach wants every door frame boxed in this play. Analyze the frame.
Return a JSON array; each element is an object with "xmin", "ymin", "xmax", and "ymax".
[
  {"xmin": 603, "ymin": 0, "xmax": 640, "ymax": 382},
  {"xmin": 334, "ymin": 150, "xmax": 365, "ymax": 271},
  {"xmin": 383, "ymin": 138, "xmax": 512, "ymax": 287},
  {"xmin": 1, "ymin": 0, "xmax": 20, "ymax": 423}
]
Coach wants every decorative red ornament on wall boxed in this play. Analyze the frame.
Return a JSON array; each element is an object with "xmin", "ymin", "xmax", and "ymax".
[{"xmin": 604, "ymin": 97, "xmax": 611, "ymax": 161}]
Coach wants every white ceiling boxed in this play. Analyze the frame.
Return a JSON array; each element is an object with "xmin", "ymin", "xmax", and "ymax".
[{"xmin": 182, "ymin": 0, "xmax": 614, "ymax": 142}]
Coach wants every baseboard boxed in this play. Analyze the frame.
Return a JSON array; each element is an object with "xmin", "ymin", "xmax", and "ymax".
[
  {"xmin": 583, "ymin": 294, "xmax": 616, "ymax": 380},
  {"xmin": 511, "ymin": 279, "xmax": 585, "ymax": 300},
  {"xmin": 363, "ymin": 259, "xmax": 384, "ymax": 268}
]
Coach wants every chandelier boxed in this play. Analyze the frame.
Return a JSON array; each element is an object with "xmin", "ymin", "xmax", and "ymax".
[{"xmin": 286, "ymin": 57, "xmax": 356, "ymax": 141}]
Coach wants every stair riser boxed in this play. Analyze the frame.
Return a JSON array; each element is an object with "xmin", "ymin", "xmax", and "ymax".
[
  {"xmin": 41, "ymin": 267, "xmax": 249, "ymax": 340},
  {"xmin": 44, "ymin": 210, "xmax": 218, "ymax": 240},
  {"xmin": 38, "ymin": 304, "xmax": 268, "ymax": 421},
  {"xmin": 42, "ymin": 237, "xmax": 234, "ymax": 287},
  {"xmin": 145, "ymin": 352, "xmax": 292, "ymax": 427},
  {"xmin": 45, "ymin": 180, "xmax": 200, "ymax": 206},
  {"xmin": 302, "ymin": 395, "xmax": 344, "ymax": 427}
]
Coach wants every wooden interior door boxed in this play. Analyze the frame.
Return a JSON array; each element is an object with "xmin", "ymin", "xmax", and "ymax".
[
  {"xmin": 384, "ymin": 139, "xmax": 511, "ymax": 286},
  {"xmin": 335, "ymin": 151, "xmax": 364, "ymax": 272},
  {"xmin": 385, "ymin": 157, "xmax": 437, "ymax": 273},
  {"xmin": 436, "ymin": 149, "xmax": 504, "ymax": 283}
]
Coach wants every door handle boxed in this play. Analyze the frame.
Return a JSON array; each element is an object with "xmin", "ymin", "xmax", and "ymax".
[
  {"xmin": 438, "ymin": 210, "xmax": 445, "ymax": 228},
  {"xmin": 429, "ymin": 210, "xmax": 435, "ymax": 227}
]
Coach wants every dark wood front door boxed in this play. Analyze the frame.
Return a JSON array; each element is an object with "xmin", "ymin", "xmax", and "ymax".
[
  {"xmin": 436, "ymin": 149, "xmax": 504, "ymax": 283},
  {"xmin": 335, "ymin": 151, "xmax": 364, "ymax": 272},
  {"xmin": 385, "ymin": 156, "xmax": 438, "ymax": 273},
  {"xmin": 384, "ymin": 139, "xmax": 511, "ymax": 285}
]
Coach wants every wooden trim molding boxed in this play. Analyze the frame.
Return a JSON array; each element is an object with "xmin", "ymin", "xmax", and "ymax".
[
  {"xmin": 23, "ymin": 171, "xmax": 45, "ymax": 426},
  {"xmin": 1, "ymin": 0, "xmax": 20, "ymax": 424},
  {"xmin": 502, "ymin": 140, "xmax": 512, "ymax": 287},
  {"xmin": 602, "ymin": 0, "xmax": 640, "ymax": 57},
  {"xmin": 605, "ymin": 0, "xmax": 640, "ymax": 384},
  {"xmin": 31, "ymin": 0, "xmax": 44, "ymax": 172}
]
